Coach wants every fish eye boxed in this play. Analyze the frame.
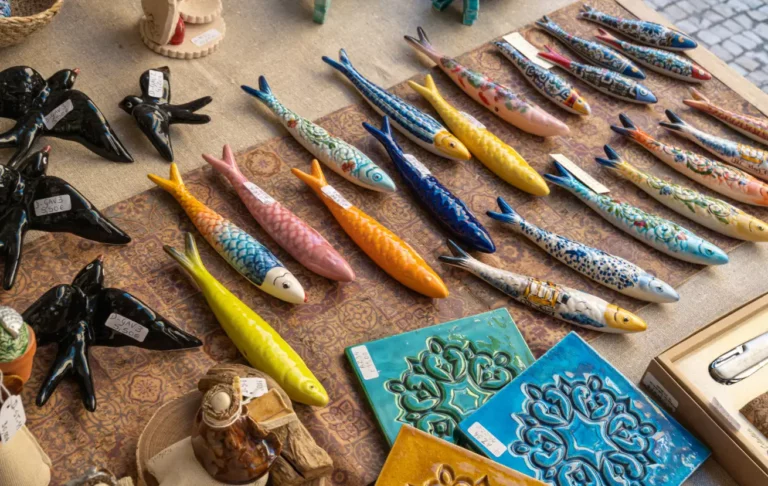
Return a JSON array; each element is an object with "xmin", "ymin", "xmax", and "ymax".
[
  {"xmin": 449, "ymin": 142, "xmax": 456, "ymax": 148},
  {"xmin": 623, "ymin": 317, "xmax": 629, "ymax": 322},
  {"xmin": 282, "ymin": 283, "xmax": 291, "ymax": 289}
]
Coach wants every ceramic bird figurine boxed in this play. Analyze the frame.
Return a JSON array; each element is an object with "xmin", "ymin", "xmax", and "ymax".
[
  {"xmin": 404, "ymin": 27, "xmax": 570, "ymax": 137},
  {"xmin": 119, "ymin": 67, "xmax": 212, "ymax": 162},
  {"xmin": 165, "ymin": 234, "xmax": 328, "ymax": 407},
  {"xmin": 487, "ymin": 197, "xmax": 679, "ymax": 303},
  {"xmin": 408, "ymin": 75, "xmax": 550, "ymax": 196},
  {"xmin": 23, "ymin": 256, "xmax": 202, "ymax": 411},
  {"xmin": 0, "ymin": 147, "xmax": 131, "ymax": 290},
  {"xmin": 242, "ymin": 76, "xmax": 396, "ymax": 193},
  {"xmin": 148, "ymin": 164, "xmax": 307, "ymax": 304},
  {"xmin": 684, "ymin": 88, "xmax": 768, "ymax": 146},
  {"xmin": 202, "ymin": 145, "xmax": 355, "ymax": 282},
  {"xmin": 0, "ymin": 66, "xmax": 132, "ymax": 164},
  {"xmin": 322, "ymin": 49, "xmax": 471, "ymax": 161},
  {"xmin": 538, "ymin": 46, "xmax": 657, "ymax": 104},
  {"xmin": 595, "ymin": 30, "xmax": 711, "ymax": 83},
  {"xmin": 439, "ymin": 240, "xmax": 647, "ymax": 333},
  {"xmin": 364, "ymin": 117, "xmax": 495, "ymax": 253},
  {"xmin": 596, "ymin": 145, "xmax": 768, "ymax": 242},
  {"xmin": 660, "ymin": 110, "xmax": 768, "ymax": 181},
  {"xmin": 612, "ymin": 114, "xmax": 768, "ymax": 207},
  {"xmin": 545, "ymin": 160, "xmax": 728, "ymax": 265},
  {"xmin": 579, "ymin": 4, "xmax": 698, "ymax": 50},
  {"xmin": 535, "ymin": 15, "xmax": 645, "ymax": 79},
  {"xmin": 494, "ymin": 40, "xmax": 591, "ymax": 116},
  {"xmin": 293, "ymin": 160, "xmax": 449, "ymax": 299}
]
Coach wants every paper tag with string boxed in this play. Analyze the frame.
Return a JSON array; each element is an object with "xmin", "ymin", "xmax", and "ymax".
[{"xmin": 0, "ymin": 372, "xmax": 26, "ymax": 444}]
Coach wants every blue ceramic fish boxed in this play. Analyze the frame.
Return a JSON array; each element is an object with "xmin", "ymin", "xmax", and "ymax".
[
  {"xmin": 364, "ymin": 117, "xmax": 495, "ymax": 253},
  {"xmin": 323, "ymin": 49, "xmax": 470, "ymax": 162},
  {"xmin": 487, "ymin": 197, "xmax": 678, "ymax": 303},
  {"xmin": 544, "ymin": 160, "xmax": 728, "ymax": 265},
  {"xmin": 535, "ymin": 15, "xmax": 645, "ymax": 79},
  {"xmin": 0, "ymin": 1, "xmax": 10, "ymax": 17}
]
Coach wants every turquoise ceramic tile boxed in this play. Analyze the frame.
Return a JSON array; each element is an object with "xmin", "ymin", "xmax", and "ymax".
[
  {"xmin": 345, "ymin": 308, "xmax": 534, "ymax": 445},
  {"xmin": 458, "ymin": 333, "xmax": 710, "ymax": 485}
]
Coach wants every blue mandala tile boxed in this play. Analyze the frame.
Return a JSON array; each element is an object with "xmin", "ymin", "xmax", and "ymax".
[
  {"xmin": 345, "ymin": 308, "xmax": 535, "ymax": 446},
  {"xmin": 458, "ymin": 333, "xmax": 710, "ymax": 485}
]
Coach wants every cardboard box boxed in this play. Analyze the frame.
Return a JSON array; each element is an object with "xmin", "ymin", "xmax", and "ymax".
[{"xmin": 643, "ymin": 293, "xmax": 768, "ymax": 486}]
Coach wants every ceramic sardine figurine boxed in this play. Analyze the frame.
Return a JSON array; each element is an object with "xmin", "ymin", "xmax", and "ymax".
[
  {"xmin": 660, "ymin": 110, "xmax": 768, "ymax": 181},
  {"xmin": 487, "ymin": 197, "xmax": 679, "ymax": 302},
  {"xmin": 364, "ymin": 117, "xmax": 495, "ymax": 253},
  {"xmin": 404, "ymin": 27, "xmax": 569, "ymax": 137},
  {"xmin": 493, "ymin": 40, "xmax": 591, "ymax": 116},
  {"xmin": 202, "ymin": 145, "xmax": 355, "ymax": 282},
  {"xmin": 148, "ymin": 164, "xmax": 307, "ymax": 304},
  {"xmin": 612, "ymin": 114, "xmax": 768, "ymax": 207},
  {"xmin": 538, "ymin": 46, "xmax": 657, "ymax": 104},
  {"xmin": 439, "ymin": 240, "xmax": 647, "ymax": 333},
  {"xmin": 597, "ymin": 145, "xmax": 768, "ymax": 242},
  {"xmin": 165, "ymin": 233, "xmax": 328, "ymax": 406},
  {"xmin": 322, "ymin": 49, "xmax": 470, "ymax": 162},
  {"xmin": 684, "ymin": 88, "xmax": 768, "ymax": 146},
  {"xmin": 293, "ymin": 160, "xmax": 449, "ymax": 298},
  {"xmin": 545, "ymin": 160, "xmax": 728, "ymax": 265},
  {"xmin": 241, "ymin": 76, "xmax": 396, "ymax": 193},
  {"xmin": 535, "ymin": 15, "xmax": 645, "ymax": 79},
  {"xmin": 408, "ymin": 75, "xmax": 550, "ymax": 196},
  {"xmin": 595, "ymin": 30, "xmax": 711, "ymax": 83},
  {"xmin": 579, "ymin": 4, "xmax": 698, "ymax": 51}
]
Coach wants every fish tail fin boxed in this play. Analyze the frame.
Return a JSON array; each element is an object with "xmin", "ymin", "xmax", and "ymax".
[
  {"xmin": 163, "ymin": 233, "xmax": 210, "ymax": 282},
  {"xmin": 407, "ymin": 74, "xmax": 441, "ymax": 102},
  {"xmin": 544, "ymin": 159, "xmax": 585, "ymax": 192},
  {"xmin": 683, "ymin": 87, "xmax": 711, "ymax": 110},
  {"xmin": 538, "ymin": 45, "xmax": 572, "ymax": 69},
  {"xmin": 363, "ymin": 116, "xmax": 397, "ymax": 151},
  {"xmin": 486, "ymin": 196, "xmax": 524, "ymax": 226},
  {"xmin": 659, "ymin": 109, "xmax": 688, "ymax": 132},
  {"xmin": 322, "ymin": 48, "xmax": 355, "ymax": 76},
  {"xmin": 241, "ymin": 76, "xmax": 274, "ymax": 104},
  {"xmin": 404, "ymin": 26, "xmax": 442, "ymax": 63},
  {"xmin": 202, "ymin": 144, "xmax": 245, "ymax": 181},
  {"xmin": 580, "ymin": 4, "xmax": 595, "ymax": 15},
  {"xmin": 595, "ymin": 144, "xmax": 625, "ymax": 170},
  {"xmin": 595, "ymin": 28, "xmax": 620, "ymax": 47},
  {"xmin": 438, "ymin": 240, "xmax": 475, "ymax": 269},
  {"xmin": 610, "ymin": 113, "xmax": 650, "ymax": 142},
  {"xmin": 291, "ymin": 159, "xmax": 328, "ymax": 191},
  {"xmin": 148, "ymin": 163, "xmax": 186, "ymax": 196}
]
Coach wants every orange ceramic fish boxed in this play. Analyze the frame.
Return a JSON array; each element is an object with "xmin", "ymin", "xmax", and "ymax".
[{"xmin": 292, "ymin": 160, "xmax": 449, "ymax": 299}]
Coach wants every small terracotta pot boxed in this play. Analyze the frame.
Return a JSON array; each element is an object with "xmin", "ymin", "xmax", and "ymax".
[{"xmin": 0, "ymin": 325, "xmax": 37, "ymax": 385}]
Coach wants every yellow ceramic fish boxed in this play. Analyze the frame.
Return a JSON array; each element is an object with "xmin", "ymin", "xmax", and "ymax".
[
  {"xmin": 164, "ymin": 233, "xmax": 329, "ymax": 407},
  {"xmin": 408, "ymin": 75, "xmax": 550, "ymax": 197}
]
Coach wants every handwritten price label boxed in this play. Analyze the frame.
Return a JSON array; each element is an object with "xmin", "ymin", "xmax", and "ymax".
[
  {"xmin": 43, "ymin": 99, "xmax": 74, "ymax": 129},
  {"xmin": 33, "ymin": 195, "xmax": 72, "ymax": 217},
  {"xmin": 467, "ymin": 422, "xmax": 506, "ymax": 457},
  {"xmin": 321, "ymin": 185, "xmax": 352, "ymax": 210},
  {"xmin": 404, "ymin": 154, "xmax": 432, "ymax": 178},
  {"xmin": 240, "ymin": 377, "xmax": 269, "ymax": 399},
  {"xmin": 191, "ymin": 29, "xmax": 221, "ymax": 47},
  {"xmin": 148, "ymin": 70, "xmax": 164, "ymax": 98},
  {"xmin": 0, "ymin": 395, "xmax": 26, "ymax": 444},
  {"xmin": 350, "ymin": 345, "xmax": 378, "ymax": 380},
  {"xmin": 550, "ymin": 154, "xmax": 610, "ymax": 195},
  {"xmin": 105, "ymin": 313, "xmax": 149, "ymax": 343},
  {"xmin": 244, "ymin": 182, "xmax": 276, "ymax": 205},
  {"xmin": 502, "ymin": 32, "xmax": 554, "ymax": 69}
]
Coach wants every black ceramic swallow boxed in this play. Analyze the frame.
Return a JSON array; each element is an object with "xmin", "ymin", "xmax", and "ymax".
[
  {"xmin": 0, "ymin": 66, "xmax": 133, "ymax": 164},
  {"xmin": 23, "ymin": 256, "xmax": 203, "ymax": 411},
  {"xmin": 119, "ymin": 67, "xmax": 212, "ymax": 161},
  {"xmin": 0, "ymin": 147, "xmax": 131, "ymax": 290}
]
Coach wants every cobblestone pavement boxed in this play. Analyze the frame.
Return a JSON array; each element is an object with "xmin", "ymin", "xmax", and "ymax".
[{"xmin": 645, "ymin": 0, "xmax": 768, "ymax": 92}]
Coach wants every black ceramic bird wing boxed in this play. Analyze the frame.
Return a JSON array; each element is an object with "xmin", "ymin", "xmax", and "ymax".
[
  {"xmin": 93, "ymin": 288, "xmax": 202, "ymax": 350},
  {"xmin": 39, "ymin": 319, "xmax": 96, "ymax": 411},
  {"xmin": 139, "ymin": 67, "xmax": 172, "ymax": 104},
  {"xmin": 132, "ymin": 103, "xmax": 174, "ymax": 161},
  {"xmin": 0, "ymin": 206, "xmax": 29, "ymax": 290},
  {"xmin": 23, "ymin": 283, "xmax": 87, "ymax": 343},
  {"xmin": 0, "ymin": 66, "xmax": 47, "ymax": 119},
  {"xmin": 168, "ymin": 97, "xmax": 212, "ymax": 125},
  {"xmin": 28, "ymin": 175, "xmax": 132, "ymax": 244}
]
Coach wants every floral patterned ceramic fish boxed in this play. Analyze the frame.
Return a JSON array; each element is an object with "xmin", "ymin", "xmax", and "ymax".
[
  {"xmin": 545, "ymin": 160, "xmax": 728, "ymax": 265},
  {"xmin": 597, "ymin": 145, "xmax": 768, "ymax": 242},
  {"xmin": 612, "ymin": 113, "xmax": 768, "ymax": 207},
  {"xmin": 408, "ymin": 75, "xmax": 550, "ymax": 196},
  {"xmin": 404, "ymin": 27, "xmax": 569, "ymax": 137},
  {"xmin": 538, "ymin": 46, "xmax": 657, "ymax": 104},
  {"xmin": 241, "ymin": 76, "xmax": 396, "ymax": 193},
  {"xmin": 292, "ymin": 160, "xmax": 449, "ymax": 299},
  {"xmin": 684, "ymin": 88, "xmax": 768, "ymax": 146},
  {"xmin": 364, "ymin": 116, "xmax": 495, "ymax": 253},
  {"xmin": 439, "ymin": 240, "xmax": 647, "ymax": 333},
  {"xmin": 487, "ymin": 196, "xmax": 679, "ymax": 302},
  {"xmin": 660, "ymin": 110, "xmax": 768, "ymax": 181},
  {"xmin": 202, "ymin": 145, "xmax": 355, "ymax": 282},
  {"xmin": 536, "ymin": 15, "xmax": 645, "ymax": 79},
  {"xmin": 595, "ymin": 29, "xmax": 711, "ymax": 83},
  {"xmin": 493, "ymin": 40, "xmax": 591, "ymax": 116},
  {"xmin": 148, "ymin": 164, "xmax": 307, "ymax": 304},
  {"xmin": 579, "ymin": 4, "xmax": 698, "ymax": 51},
  {"xmin": 322, "ymin": 49, "xmax": 470, "ymax": 162}
]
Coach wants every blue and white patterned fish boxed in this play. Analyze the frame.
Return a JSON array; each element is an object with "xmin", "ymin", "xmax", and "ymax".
[
  {"xmin": 536, "ymin": 15, "xmax": 645, "ymax": 79},
  {"xmin": 487, "ymin": 196, "xmax": 678, "ymax": 302},
  {"xmin": 0, "ymin": 0, "xmax": 10, "ymax": 17},
  {"xmin": 322, "ymin": 49, "xmax": 470, "ymax": 162},
  {"xmin": 544, "ymin": 160, "xmax": 728, "ymax": 265}
]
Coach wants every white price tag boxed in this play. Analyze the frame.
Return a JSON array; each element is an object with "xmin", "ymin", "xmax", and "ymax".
[
  {"xmin": 0, "ymin": 395, "xmax": 25, "ymax": 444},
  {"xmin": 642, "ymin": 372, "xmax": 679, "ymax": 412},
  {"xmin": 148, "ymin": 70, "xmax": 164, "ymax": 98},
  {"xmin": 43, "ymin": 99, "xmax": 74, "ymax": 130},
  {"xmin": 467, "ymin": 422, "xmax": 506, "ymax": 457},
  {"xmin": 240, "ymin": 377, "xmax": 269, "ymax": 398},
  {"xmin": 459, "ymin": 111, "xmax": 486, "ymax": 130},
  {"xmin": 404, "ymin": 154, "xmax": 431, "ymax": 178},
  {"xmin": 550, "ymin": 154, "xmax": 610, "ymax": 195},
  {"xmin": 33, "ymin": 195, "xmax": 72, "ymax": 217},
  {"xmin": 191, "ymin": 29, "xmax": 222, "ymax": 47},
  {"xmin": 244, "ymin": 182, "xmax": 276, "ymax": 205},
  {"xmin": 350, "ymin": 345, "xmax": 378, "ymax": 380},
  {"xmin": 502, "ymin": 32, "xmax": 554, "ymax": 70},
  {"xmin": 321, "ymin": 185, "xmax": 352, "ymax": 210},
  {"xmin": 105, "ymin": 313, "xmax": 149, "ymax": 343}
]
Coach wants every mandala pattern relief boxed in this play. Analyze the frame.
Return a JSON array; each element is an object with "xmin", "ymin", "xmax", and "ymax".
[{"xmin": 410, "ymin": 464, "xmax": 490, "ymax": 486}]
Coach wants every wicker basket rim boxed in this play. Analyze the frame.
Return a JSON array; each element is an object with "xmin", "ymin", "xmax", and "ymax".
[{"xmin": 0, "ymin": 0, "xmax": 63, "ymax": 23}]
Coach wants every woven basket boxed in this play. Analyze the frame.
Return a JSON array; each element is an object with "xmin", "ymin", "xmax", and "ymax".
[{"xmin": 0, "ymin": 0, "xmax": 63, "ymax": 48}]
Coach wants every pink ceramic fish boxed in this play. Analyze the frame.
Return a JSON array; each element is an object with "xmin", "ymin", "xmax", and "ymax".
[
  {"xmin": 684, "ymin": 88, "xmax": 768, "ymax": 146},
  {"xmin": 202, "ymin": 145, "xmax": 355, "ymax": 282}
]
